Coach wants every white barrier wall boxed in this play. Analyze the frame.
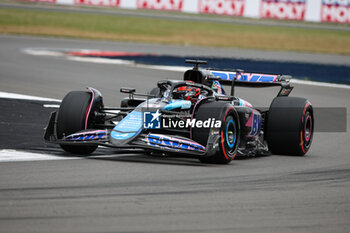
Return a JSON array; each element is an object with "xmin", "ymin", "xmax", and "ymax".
[{"xmin": 27, "ymin": 0, "xmax": 350, "ymax": 24}]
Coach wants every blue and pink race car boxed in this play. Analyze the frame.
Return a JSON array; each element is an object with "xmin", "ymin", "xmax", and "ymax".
[{"xmin": 44, "ymin": 60, "xmax": 314, "ymax": 164}]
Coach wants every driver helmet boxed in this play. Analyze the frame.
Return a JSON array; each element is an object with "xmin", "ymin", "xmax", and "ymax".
[{"xmin": 176, "ymin": 85, "xmax": 201, "ymax": 102}]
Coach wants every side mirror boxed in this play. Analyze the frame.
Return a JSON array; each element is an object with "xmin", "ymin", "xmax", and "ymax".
[
  {"xmin": 120, "ymin": 87, "xmax": 136, "ymax": 94},
  {"xmin": 215, "ymin": 95, "xmax": 235, "ymax": 101},
  {"xmin": 279, "ymin": 75, "xmax": 292, "ymax": 81}
]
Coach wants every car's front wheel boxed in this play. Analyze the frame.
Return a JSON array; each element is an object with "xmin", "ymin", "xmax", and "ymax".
[
  {"xmin": 56, "ymin": 90, "xmax": 100, "ymax": 154},
  {"xmin": 192, "ymin": 101, "xmax": 240, "ymax": 164}
]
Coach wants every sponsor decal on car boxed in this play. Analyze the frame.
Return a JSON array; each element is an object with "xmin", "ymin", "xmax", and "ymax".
[
  {"xmin": 260, "ymin": 0, "xmax": 307, "ymax": 21},
  {"xmin": 144, "ymin": 134, "xmax": 206, "ymax": 151},
  {"xmin": 210, "ymin": 71, "xmax": 278, "ymax": 82},
  {"xmin": 143, "ymin": 110, "xmax": 221, "ymax": 129},
  {"xmin": 66, "ymin": 130, "xmax": 107, "ymax": 141},
  {"xmin": 321, "ymin": 0, "xmax": 350, "ymax": 23},
  {"xmin": 245, "ymin": 112, "xmax": 261, "ymax": 136},
  {"xmin": 198, "ymin": 0, "xmax": 245, "ymax": 16},
  {"xmin": 162, "ymin": 117, "xmax": 222, "ymax": 129},
  {"xmin": 137, "ymin": 0, "xmax": 184, "ymax": 11},
  {"xmin": 144, "ymin": 110, "xmax": 162, "ymax": 129}
]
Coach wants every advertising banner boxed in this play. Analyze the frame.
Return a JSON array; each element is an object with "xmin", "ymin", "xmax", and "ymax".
[
  {"xmin": 136, "ymin": 0, "xmax": 184, "ymax": 11},
  {"xmin": 25, "ymin": 0, "xmax": 57, "ymax": 3},
  {"xmin": 321, "ymin": 0, "xmax": 350, "ymax": 23},
  {"xmin": 73, "ymin": 0, "xmax": 121, "ymax": 7},
  {"xmin": 198, "ymin": 0, "xmax": 245, "ymax": 16},
  {"xmin": 17, "ymin": 0, "xmax": 350, "ymax": 24},
  {"xmin": 260, "ymin": 0, "xmax": 307, "ymax": 20}
]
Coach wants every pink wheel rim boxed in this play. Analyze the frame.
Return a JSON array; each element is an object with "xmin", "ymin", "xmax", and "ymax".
[{"xmin": 304, "ymin": 114, "xmax": 312, "ymax": 142}]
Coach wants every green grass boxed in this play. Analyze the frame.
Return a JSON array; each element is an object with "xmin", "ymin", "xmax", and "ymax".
[{"xmin": 1, "ymin": 8, "xmax": 350, "ymax": 54}]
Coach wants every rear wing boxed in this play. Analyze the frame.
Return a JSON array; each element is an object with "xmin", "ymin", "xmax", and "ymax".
[{"xmin": 184, "ymin": 60, "xmax": 293, "ymax": 97}]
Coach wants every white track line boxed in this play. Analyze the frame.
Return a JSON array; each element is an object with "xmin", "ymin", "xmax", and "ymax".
[
  {"xmin": 0, "ymin": 91, "xmax": 61, "ymax": 102},
  {"xmin": 0, "ymin": 150, "xmax": 79, "ymax": 162},
  {"xmin": 70, "ymin": 56, "xmax": 189, "ymax": 72},
  {"xmin": 23, "ymin": 48, "xmax": 65, "ymax": 57},
  {"xmin": 67, "ymin": 56, "xmax": 135, "ymax": 65}
]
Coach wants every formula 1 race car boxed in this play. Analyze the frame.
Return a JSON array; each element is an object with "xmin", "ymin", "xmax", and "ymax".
[{"xmin": 44, "ymin": 60, "xmax": 314, "ymax": 164}]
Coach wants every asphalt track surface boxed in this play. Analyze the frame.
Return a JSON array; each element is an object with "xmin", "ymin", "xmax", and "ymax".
[{"xmin": 0, "ymin": 35, "xmax": 350, "ymax": 233}]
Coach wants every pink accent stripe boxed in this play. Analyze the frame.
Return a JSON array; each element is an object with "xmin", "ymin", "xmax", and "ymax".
[
  {"xmin": 149, "ymin": 134, "xmax": 205, "ymax": 150},
  {"xmin": 69, "ymin": 130, "xmax": 107, "ymax": 137},
  {"xmin": 84, "ymin": 88, "xmax": 95, "ymax": 130},
  {"xmin": 300, "ymin": 102, "xmax": 311, "ymax": 153},
  {"xmin": 304, "ymin": 115, "xmax": 312, "ymax": 142},
  {"xmin": 245, "ymin": 113, "xmax": 253, "ymax": 127}
]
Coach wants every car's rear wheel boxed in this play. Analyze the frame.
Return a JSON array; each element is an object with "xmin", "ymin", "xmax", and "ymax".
[
  {"xmin": 56, "ymin": 91, "xmax": 99, "ymax": 154},
  {"xmin": 192, "ymin": 101, "xmax": 240, "ymax": 164},
  {"xmin": 266, "ymin": 97, "xmax": 314, "ymax": 156}
]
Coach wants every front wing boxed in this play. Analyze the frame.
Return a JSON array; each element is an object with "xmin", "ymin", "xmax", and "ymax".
[{"xmin": 44, "ymin": 112, "xmax": 218, "ymax": 157}]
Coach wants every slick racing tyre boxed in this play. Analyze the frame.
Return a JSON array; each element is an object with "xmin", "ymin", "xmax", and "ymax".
[
  {"xmin": 192, "ymin": 101, "xmax": 240, "ymax": 164},
  {"xmin": 266, "ymin": 97, "xmax": 314, "ymax": 156},
  {"xmin": 56, "ymin": 91, "xmax": 99, "ymax": 154}
]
